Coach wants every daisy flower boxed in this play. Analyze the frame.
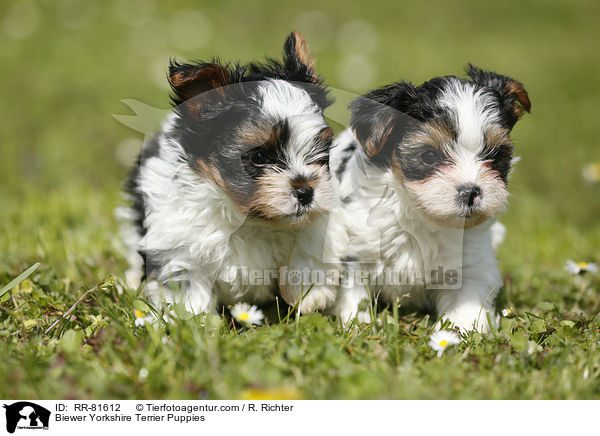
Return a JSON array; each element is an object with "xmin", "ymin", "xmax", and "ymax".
[
  {"xmin": 582, "ymin": 163, "xmax": 600, "ymax": 183},
  {"xmin": 429, "ymin": 330, "xmax": 461, "ymax": 357},
  {"xmin": 134, "ymin": 309, "xmax": 153, "ymax": 327},
  {"xmin": 565, "ymin": 260, "xmax": 598, "ymax": 275},
  {"xmin": 231, "ymin": 303, "xmax": 264, "ymax": 325},
  {"xmin": 501, "ymin": 308, "xmax": 514, "ymax": 317},
  {"xmin": 139, "ymin": 368, "xmax": 149, "ymax": 380}
]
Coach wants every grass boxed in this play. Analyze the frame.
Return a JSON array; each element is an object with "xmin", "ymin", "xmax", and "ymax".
[{"xmin": 1, "ymin": 0, "xmax": 600, "ymax": 399}]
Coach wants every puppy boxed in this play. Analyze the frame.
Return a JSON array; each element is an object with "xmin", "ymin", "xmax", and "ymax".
[
  {"xmin": 329, "ymin": 65, "xmax": 531, "ymax": 331},
  {"xmin": 118, "ymin": 32, "xmax": 341, "ymax": 316}
]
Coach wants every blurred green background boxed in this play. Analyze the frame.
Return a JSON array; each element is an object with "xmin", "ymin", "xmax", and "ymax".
[
  {"xmin": 2, "ymin": 0, "xmax": 600, "ymax": 401},
  {"xmin": 1, "ymin": 0, "xmax": 599, "ymax": 295}
]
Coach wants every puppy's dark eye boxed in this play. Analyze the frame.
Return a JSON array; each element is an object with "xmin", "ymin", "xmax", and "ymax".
[
  {"xmin": 420, "ymin": 150, "xmax": 440, "ymax": 166},
  {"xmin": 251, "ymin": 150, "xmax": 272, "ymax": 165}
]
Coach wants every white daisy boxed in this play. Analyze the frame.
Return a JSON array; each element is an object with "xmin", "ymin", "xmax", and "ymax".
[
  {"xmin": 565, "ymin": 260, "xmax": 598, "ymax": 275},
  {"xmin": 139, "ymin": 368, "xmax": 149, "ymax": 379},
  {"xmin": 501, "ymin": 308, "xmax": 514, "ymax": 317},
  {"xmin": 429, "ymin": 330, "xmax": 461, "ymax": 357},
  {"xmin": 582, "ymin": 163, "xmax": 600, "ymax": 183},
  {"xmin": 231, "ymin": 303, "xmax": 264, "ymax": 325},
  {"xmin": 134, "ymin": 309, "xmax": 153, "ymax": 327}
]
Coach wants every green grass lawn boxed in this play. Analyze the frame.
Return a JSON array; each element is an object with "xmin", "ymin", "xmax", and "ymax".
[{"xmin": 1, "ymin": 0, "xmax": 600, "ymax": 399}]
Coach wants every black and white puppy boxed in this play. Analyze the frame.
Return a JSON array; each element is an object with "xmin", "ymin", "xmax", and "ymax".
[
  {"xmin": 119, "ymin": 32, "xmax": 342, "ymax": 315},
  {"xmin": 330, "ymin": 65, "xmax": 531, "ymax": 331}
]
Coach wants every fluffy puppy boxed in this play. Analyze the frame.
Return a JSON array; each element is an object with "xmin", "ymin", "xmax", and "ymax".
[
  {"xmin": 118, "ymin": 32, "xmax": 342, "ymax": 316},
  {"xmin": 330, "ymin": 65, "xmax": 531, "ymax": 331}
]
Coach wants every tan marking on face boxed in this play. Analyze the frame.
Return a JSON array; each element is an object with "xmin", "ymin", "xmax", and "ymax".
[
  {"xmin": 195, "ymin": 158, "xmax": 251, "ymax": 213},
  {"xmin": 248, "ymin": 171, "xmax": 295, "ymax": 220},
  {"xmin": 484, "ymin": 126, "xmax": 512, "ymax": 150},
  {"xmin": 404, "ymin": 120, "xmax": 455, "ymax": 150},
  {"xmin": 290, "ymin": 178, "xmax": 318, "ymax": 189},
  {"xmin": 246, "ymin": 165, "xmax": 330, "ymax": 225},
  {"xmin": 238, "ymin": 121, "xmax": 287, "ymax": 151},
  {"xmin": 402, "ymin": 158, "xmax": 509, "ymax": 230}
]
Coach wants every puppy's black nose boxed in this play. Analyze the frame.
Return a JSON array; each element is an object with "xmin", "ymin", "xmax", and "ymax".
[
  {"xmin": 294, "ymin": 186, "xmax": 314, "ymax": 206},
  {"xmin": 457, "ymin": 184, "xmax": 481, "ymax": 207}
]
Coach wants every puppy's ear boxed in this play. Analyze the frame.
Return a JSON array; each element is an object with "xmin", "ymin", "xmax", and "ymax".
[
  {"xmin": 350, "ymin": 83, "xmax": 418, "ymax": 160},
  {"xmin": 283, "ymin": 31, "xmax": 317, "ymax": 80},
  {"xmin": 168, "ymin": 60, "xmax": 233, "ymax": 105},
  {"xmin": 466, "ymin": 64, "xmax": 531, "ymax": 126}
]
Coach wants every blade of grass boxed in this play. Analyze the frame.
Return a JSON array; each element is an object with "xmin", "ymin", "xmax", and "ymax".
[
  {"xmin": 280, "ymin": 284, "xmax": 314, "ymax": 324},
  {"xmin": 45, "ymin": 284, "xmax": 100, "ymax": 335},
  {"xmin": 0, "ymin": 262, "xmax": 40, "ymax": 299}
]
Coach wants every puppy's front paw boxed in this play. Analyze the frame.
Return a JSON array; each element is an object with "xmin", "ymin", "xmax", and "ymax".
[
  {"xmin": 440, "ymin": 308, "xmax": 498, "ymax": 333},
  {"xmin": 297, "ymin": 285, "xmax": 337, "ymax": 313},
  {"xmin": 337, "ymin": 308, "xmax": 371, "ymax": 326}
]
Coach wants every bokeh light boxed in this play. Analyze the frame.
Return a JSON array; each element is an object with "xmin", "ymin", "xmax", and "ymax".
[
  {"xmin": 112, "ymin": 0, "xmax": 156, "ymax": 28},
  {"xmin": 2, "ymin": 0, "xmax": 40, "ymax": 39},
  {"xmin": 337, "ymin": 53, "xmax": 377, "ymax": 91},
  {"xmin": 292, "ymin": 10, "xmax": 334, "ymax": 52},
  {"xmin": 55, "ymin": 0, "xmax": 96, "ymax": 30},
  {"xmin": 336, "ymin": 19, "xmax": 378, "ymax": 55},
  {"xmin": 167, "ymin": 9, "xmax": 212, "ymax": 52}
]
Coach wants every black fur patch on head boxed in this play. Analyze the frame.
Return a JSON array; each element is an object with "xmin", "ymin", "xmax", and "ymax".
[
  {"xmin": 349, "ymin": 67, "xmax": 530, "ymax": 174},
  {"xmin": 168, "ymin": 33, "xmax": 331, "ymax": 114},
  {"xmin": 167, "ymin": 31, "xmax": 332, "ymax": 174},
  {"xmin": 168, "ymin": 60, "xmax": 246, "ymax": 108},
  {"xmin": 155, "ymin": 32, "xmax": 334, "ymax": 219},
  {"xmin": 466, "ymin": 64, "xmax": 531, "ymax": 128},
  {"xmin": 245, "ymin": 32, "xmax": 332, "ymax": 111},
  {"xmin": 349, "ymin": 80, "xmax": 454, "ymax": 165}
]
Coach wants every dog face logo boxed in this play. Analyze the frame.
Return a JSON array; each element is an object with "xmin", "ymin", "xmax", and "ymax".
[{"xmin": 3, "ymin": 402, "xmax": 50, "ymax": 434}]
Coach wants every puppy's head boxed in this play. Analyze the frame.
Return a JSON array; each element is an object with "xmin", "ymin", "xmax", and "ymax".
[
  {"xmin": 168, "ymin": 31, "xmax": 334, "ymax": 226},
  {"xmin": 350, "ymin": 65, "xmax": 531, "ymax": 228}
]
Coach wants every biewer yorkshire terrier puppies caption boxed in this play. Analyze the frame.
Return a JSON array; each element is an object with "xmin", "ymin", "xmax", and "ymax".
[
  {"xmin": 118, "ymin": 32, "xmax": 343, "ymax": 316},
  {"xmin": 330, "ymin": 65, "xmax": 530, "ymax": 331}
]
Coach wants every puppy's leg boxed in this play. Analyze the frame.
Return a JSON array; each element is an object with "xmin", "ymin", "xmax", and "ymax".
[
  {"xmin": 434, "ymin": 268, "xmax": 500, "ymax": 332},
  {"xmin": 279, "ymin": 258, "xmax": 338, "ymax": 314},
  {"xmin": 430, "ymin": 224, "xmax": 503, "ymax": 332},
  {"xmin": 326, "ymin": 284, "xmax": 371, "ymax": 325},
  {"xmin": 279, "ymin": 217, "xmax": 341, "ymax": 313},
  {"xmin": 146, "ymin": 278, "xmax": 216, "ymax": 315},
  {"xmin": 279, "ymin": 252, "xmax": 337, "ymax": 313}
]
